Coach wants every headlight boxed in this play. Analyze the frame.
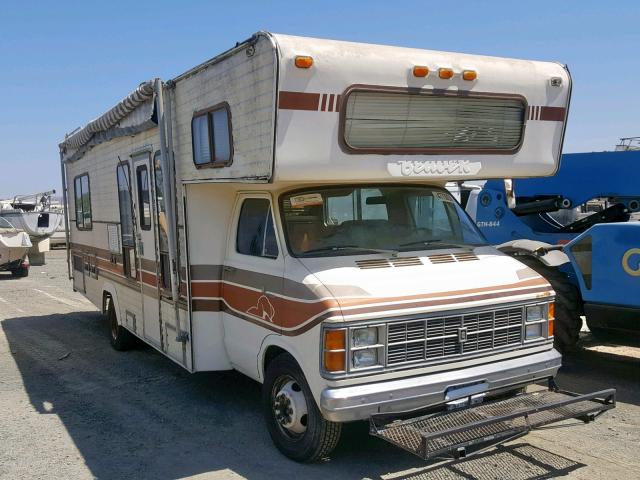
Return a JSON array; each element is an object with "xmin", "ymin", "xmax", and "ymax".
[
  {"xmin": 526, "ymin": 305, "xmax": 544, "ymax": 322},
  {"xmin": 352, "ymin": 349, "xmax": 378, "ymax": 368},
  {"xmin": 525, "ymin": 323, "xmax": 543, "ymax": 339},
  {"xmin": 352, "ymin": 327, "xmax": 377, "ymax": 347}
]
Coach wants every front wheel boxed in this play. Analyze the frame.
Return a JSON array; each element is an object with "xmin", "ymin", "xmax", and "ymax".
[
  {"xmin": 262, "ymin": 353, "xmax": 341, "ymax": 462},
  {"xmin": 107, "ymin": 300, "xmax": 136, "ymax": 351}
]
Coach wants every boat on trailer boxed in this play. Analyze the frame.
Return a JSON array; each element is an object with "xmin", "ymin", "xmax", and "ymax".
[
  {"xmin": 0, "ymin": 190, "xmax": 64, "ymax": 239},
  {"xmin": 0, "ymin": 217, "xmax": 31, "ymax": 277}
]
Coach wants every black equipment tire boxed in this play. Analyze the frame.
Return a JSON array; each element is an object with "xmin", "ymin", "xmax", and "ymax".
[
  {"xmin": 107, "ymin": 300, "xmax": 136, "ymax": 351},
  {"xmin": 10, "ymin": 265, "xmax": 29, "ymax": 278},
  {"xmin": 516, "ymin": 256, "xmax": 582, "ymax": 352},
  {"xmin": 262, "ymin": 353, "xmax": 341, "ymax": 462}
]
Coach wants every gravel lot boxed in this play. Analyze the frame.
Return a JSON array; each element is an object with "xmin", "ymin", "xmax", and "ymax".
[{"xmin": 1, "ymin": 250, "xmax": 639, "ymax": 480}]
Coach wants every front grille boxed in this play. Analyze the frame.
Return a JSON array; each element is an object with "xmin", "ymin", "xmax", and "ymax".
[{"xmin": 386, "ymin": 306, "xmax": 524, "ymax": 366}]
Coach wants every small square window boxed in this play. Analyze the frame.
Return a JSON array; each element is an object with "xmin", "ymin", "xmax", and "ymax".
[{"xmin": 192, "ymin": 104, "xmax": 233, "ymax": 167}]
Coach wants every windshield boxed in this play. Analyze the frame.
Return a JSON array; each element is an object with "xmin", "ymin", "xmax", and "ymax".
[{"xmin": 280, "ymin": 185, "xmax": 487, "ymax": 257}]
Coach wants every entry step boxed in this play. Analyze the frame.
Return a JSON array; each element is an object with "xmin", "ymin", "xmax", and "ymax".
[{"xmin": 370, "ymin": 388, "xmax": 615, "ymax": 461}]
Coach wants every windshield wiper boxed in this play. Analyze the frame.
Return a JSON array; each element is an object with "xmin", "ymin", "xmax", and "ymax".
[
  {"xmin": 300, "ymin": 245, "xmax": 399, "ymax": 256},
  {"xmin": 399, "ymin": 239, "xmax": 481, "ymax": 250}
]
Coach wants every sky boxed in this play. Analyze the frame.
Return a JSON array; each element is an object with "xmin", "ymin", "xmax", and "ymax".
[{"xmin": 0, "ymin": 1, "xmax": 638, "ymax": 198}]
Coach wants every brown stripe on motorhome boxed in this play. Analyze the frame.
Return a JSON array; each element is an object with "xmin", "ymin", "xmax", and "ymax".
[
  {"xmin": 278, "ymin": 91, "xmax": 320, "ymax": 111},
  {"xmin": 527, "ymin": 105, "xmax": 565, "ymax": 122},
  {"xmin": 328, "ymin": 94, "xmax": 335, "ymax": 112},
  {"xmin": 320, "ymin": 93, "xmax": 327, "ymax": 111},
  {"xmin": 190, "ymin": 281, "xmax": 222, "ymax": 298},
  {"xmin": 540, "ymin": 106, "xmax": 565, "ymax": 121}
]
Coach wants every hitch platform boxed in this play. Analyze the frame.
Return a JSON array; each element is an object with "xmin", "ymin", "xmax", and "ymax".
[{"xmin": 370, "ymin": 388, "xmax": 615, "ymax": 461}]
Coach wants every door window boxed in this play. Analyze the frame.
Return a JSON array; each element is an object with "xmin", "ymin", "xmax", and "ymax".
[
  {"xmin": 154, "ymin": 152, "xmax": 171, "ymax": 290},
  {"xmin": 136, "ymin": 164, "xmax": 151, "ymax": 230},
  {"xmin": 116, "ymin": 163, "xmax": 136, "ymax": 278},
  {"xmin": 236, "ymin": 198, "xmax": 278, "ymax": 258}
]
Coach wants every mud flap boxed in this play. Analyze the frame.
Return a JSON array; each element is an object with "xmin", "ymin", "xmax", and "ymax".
[{"xmin": 370, "ymin": 388, "xmax": 615, "ymax": 461}]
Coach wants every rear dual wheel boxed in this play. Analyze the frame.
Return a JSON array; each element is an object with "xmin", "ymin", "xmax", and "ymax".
[{"xmin": 262, "ymin": 353, "xmax": 341, "ymax": 462}]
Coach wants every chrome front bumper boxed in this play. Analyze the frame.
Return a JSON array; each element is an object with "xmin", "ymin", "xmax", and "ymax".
[{"xmin": 320, "ymin": 349, "xmax": 562, "ymax": 422}]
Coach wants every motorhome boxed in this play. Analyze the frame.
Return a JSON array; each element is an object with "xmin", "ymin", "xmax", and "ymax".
[{"xmin": 59, "ymin": 33, "xmax": 614, "ymax": 462}]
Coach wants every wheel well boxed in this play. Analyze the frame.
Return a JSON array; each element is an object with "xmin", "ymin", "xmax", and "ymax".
[
  {"xmin": 263, "ymin": 345, "xmax": 287, "ymax": 374},
  {"xmin": 102, "ymin": 291, "xmax": 112, "ymax": 315}
]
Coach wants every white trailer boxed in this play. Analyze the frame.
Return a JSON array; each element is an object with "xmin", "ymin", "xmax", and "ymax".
[{"xmin": 59, "ymin": 32, "xmax": 614, "ymax": 462}]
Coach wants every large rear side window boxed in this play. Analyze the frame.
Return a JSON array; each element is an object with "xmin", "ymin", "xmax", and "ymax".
[{"xmin": 341, "ymin": 89, "xmax": 526, "ymax": 154}]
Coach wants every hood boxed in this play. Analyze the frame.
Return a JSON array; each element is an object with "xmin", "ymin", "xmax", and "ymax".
[{"xmin": 297, "ymin": 246, "xmax": 551, "ymax": 320}]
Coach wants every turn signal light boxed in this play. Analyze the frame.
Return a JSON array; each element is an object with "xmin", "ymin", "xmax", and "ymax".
[
  {"xmin": 548, "ymin": 302, "xmax": 555, "ymax": 320},
  {"xmin": 324, "ymin": 329, "xmax": 345, "ymax": 350},
  {"xmin": 439, "ymin": 68, "xmax": 454, "ymax": 79},
  {"xmin": 324, "ymin": 351, "xmax": 346, "ymax": 372},
  {"xmin": 462, "ymin": 70, "xmax": 477, "ymax": 81},
  {"xmin": 548, "ymin": 319, "xmax": 555, "ymax": 338},
  {"xmin": 294, "ymin": 55, "xmax": 313, "ymax": 69},
  {"xmin": 413, "ymin": 65, "xmax": 429, "ymax": 77},
  {"xmin": 324, "ymin": 329, "xmax": 346, "ymax": 372}
]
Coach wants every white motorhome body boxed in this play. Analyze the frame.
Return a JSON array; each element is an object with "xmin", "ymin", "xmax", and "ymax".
[{"xmin": 59, "ymin": 33, "xmax": 613, "ymax": 461}]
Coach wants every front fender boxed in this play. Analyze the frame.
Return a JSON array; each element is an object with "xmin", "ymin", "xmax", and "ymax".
[{"xmin": 497, "ymin": 239, "xmax": 570, "ymax": 267}]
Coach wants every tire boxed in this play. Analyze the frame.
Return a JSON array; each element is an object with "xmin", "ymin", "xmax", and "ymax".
[
  {"xmin": 516, "ymin": 256, "xmax": 582, "ymax": 352},
  {"xmin": 10, "ymin": 265, "xmax": 29, "ymax": 278},
  {"xmin": 585, "ymin": 318, "xmax": 610, "ymax": 340},
  {"xmin": 106, "ymin": 300, "xmax": 136, "ymax": 351},
  {"xmin": 262, "ymin": 353, "xmax": 341, "ymax": 462}
]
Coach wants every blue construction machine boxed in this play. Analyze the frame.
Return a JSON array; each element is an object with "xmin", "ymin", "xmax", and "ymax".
[{"xmin": 459, "ymin": 143, "xmax": 640, "ymax": 351}]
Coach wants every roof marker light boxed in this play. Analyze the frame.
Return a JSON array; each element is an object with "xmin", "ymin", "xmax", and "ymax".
[
  {"xmin": 462, "ymin": 70, "xmax": 477, "ymax": 81},
  {"xmin": 438, "ymin": 68, "xmax": 454, "ymax": 79},
  {"xmin": 295, "ymin": 56, "xmax": 313, "ymax": 69},
  {"xmin": 413, "ymin": 66, "xmax": 429, "ymax": 77}
]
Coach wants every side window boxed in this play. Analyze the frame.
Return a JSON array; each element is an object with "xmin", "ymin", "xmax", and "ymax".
[
  {"xmin": 192, "ymin": 104, "xmax": 232, "ymax": 168},
  {"xmin": 236, "ymin": 198, "xmax": 278, "ymax": 259},
  {"xmin": 136, "ymin": 165, "xmax": 151, "ymax": 230},
  {"xmin": 153, "ymin": 152, "xmax": 170, "ymax": 290},
  {"xmin": 74, "ymin": 174, "xmax": 92, "ymax": 230}
]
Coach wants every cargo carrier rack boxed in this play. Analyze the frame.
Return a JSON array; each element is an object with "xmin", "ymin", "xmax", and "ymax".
[{"xmin": 370, "ymin": 384, "xmax": 616, "ymax": 461}]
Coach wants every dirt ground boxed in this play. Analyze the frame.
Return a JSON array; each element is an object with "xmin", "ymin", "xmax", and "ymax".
[{"xmin": 1, "ymin": 250, "xmax": 639, "ymax": 480}]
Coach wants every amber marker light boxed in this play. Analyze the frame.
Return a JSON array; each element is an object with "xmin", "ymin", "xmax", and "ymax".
[
  {"xmin": 462, "ymin": 70, "xmax": 477, "ymax": 81},
  {"xmin": 324, "ymin": 329, "xmax": 346, "ymax": 372},
  {"xmin": 439, "ymin": 67, "xmax": 454, "ymax": 79},
  {"xmin": 413, "ymin": 65, "xmax": 429, "ymax": 77},
  {"xmin": 294, "ymin": 55, "xmax": 313, "ymax": 69},
  {"xmin": 548, "ymin": 302, "xmax": 555, "ymax": 337}
]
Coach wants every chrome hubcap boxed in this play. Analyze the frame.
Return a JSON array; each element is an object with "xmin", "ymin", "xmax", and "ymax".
[{"xmin": 273, "ymin": 379, "xmax": 308, "ymax": 434}]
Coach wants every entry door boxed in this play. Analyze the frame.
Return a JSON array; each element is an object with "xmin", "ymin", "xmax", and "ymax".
[
  {"xmin": 132, "ymin": 154, "xmax": 162, "ymax": 347},
  {"xmin": 222, "ymin": 193, "xmax": 284, "ymax": 376}
]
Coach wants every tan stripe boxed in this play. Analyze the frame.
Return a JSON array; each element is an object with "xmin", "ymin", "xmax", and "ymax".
[
  {"xmin": 320, "ymin": 93, "xmax": 327, "ymax": 111},
  {"xmin": 328, "ymin": 94, "xmax": 335, "ymax": 112}
]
